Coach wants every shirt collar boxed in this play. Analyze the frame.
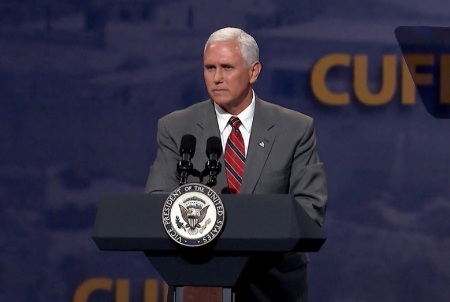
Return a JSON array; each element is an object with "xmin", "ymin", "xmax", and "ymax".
[{"xmin": 214, "ymin": 91, "xmax": 255, "ymax": 134}]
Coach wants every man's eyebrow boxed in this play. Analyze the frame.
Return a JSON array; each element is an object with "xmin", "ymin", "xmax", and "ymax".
[{"xmin": 204, "ymin": 63, "xmax": 234, "ymax": 68}]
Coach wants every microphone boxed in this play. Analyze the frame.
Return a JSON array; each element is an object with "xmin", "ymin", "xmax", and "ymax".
[
  {"xmin": 205, "ymin": 136, "xmax": 222, "ymax": 187},
  {"xmin": 177, "ymin": 134, "xmax": 196, "ymax": 185}
]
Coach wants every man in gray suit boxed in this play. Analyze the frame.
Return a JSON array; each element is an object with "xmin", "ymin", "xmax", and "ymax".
[{"xmin": 145, "ymin": 27, "xmax": 327, "ymax": 302}]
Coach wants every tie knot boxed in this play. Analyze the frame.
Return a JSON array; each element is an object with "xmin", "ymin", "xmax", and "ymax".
[{"xmin": 229, "ymin": 116, "xmax": 242, "ymax": 129}]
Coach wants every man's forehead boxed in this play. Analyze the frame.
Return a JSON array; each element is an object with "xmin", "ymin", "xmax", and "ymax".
[{"xmin": 203, "ymin": 41, "xmax": 243, "ymax": 63}]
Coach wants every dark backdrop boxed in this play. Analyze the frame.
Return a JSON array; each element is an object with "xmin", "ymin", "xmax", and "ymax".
[{"xmin": 1, "ymin": 0, "xmax": 449, "ymax": 301}]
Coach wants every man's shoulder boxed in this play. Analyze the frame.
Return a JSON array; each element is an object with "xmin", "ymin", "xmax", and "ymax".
[
  {"xmin": 257, "ymin": 98, "xmax": 313, "ymax": 124},
  {"xmin": 161, "ymin": 100, "xmax": 212, "ymax": 122}
]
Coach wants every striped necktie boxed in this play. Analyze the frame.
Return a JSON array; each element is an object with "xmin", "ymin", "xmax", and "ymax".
[{"xmin": 224, "ymin": 116, "xmax": 245, "ymax": 194}]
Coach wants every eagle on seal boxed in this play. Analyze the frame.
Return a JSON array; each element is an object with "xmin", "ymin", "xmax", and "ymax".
[{"xmin": 179, "ymin": 204, "xmax": 209, "ymax": 231}]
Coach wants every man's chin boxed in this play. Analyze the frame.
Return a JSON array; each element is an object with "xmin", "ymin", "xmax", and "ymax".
[{"xmin": 211, "ymin": 97, "xmax": 233, "ymax": 108}]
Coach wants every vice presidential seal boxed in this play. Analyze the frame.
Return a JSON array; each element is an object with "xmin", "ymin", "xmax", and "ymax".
[{"xmin": 162, "ymin": 183, "xmax": 226, "ymax": 247}]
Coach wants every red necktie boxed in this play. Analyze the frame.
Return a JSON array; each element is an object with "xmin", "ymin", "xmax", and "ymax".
[{"xmin": 224, "ymin": 116, "xmax": 246, "ymax": 194}]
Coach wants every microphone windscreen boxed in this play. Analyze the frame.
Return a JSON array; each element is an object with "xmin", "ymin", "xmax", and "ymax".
[
  {"xmin": 206, "ymin": 136, "xmax": 222, "ymax": 157},
  {"xmin": 180, "ymin": 134, "xmax": 196, "ymax": 156}
]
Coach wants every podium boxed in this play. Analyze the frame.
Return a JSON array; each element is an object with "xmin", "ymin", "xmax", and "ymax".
[{"xmin": 92, "ymin": 193, "xmax": 326, "ymax": 301}]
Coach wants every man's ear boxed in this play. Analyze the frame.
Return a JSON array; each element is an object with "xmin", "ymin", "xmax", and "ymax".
[{"xmin": 249, "ymin": 61, "xmax": 261, "ymax": 84}]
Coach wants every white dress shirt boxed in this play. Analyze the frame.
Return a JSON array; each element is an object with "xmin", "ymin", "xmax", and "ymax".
[{"xmin": 214, "ymin": 91, "xmax": 255, "ymax": 155}]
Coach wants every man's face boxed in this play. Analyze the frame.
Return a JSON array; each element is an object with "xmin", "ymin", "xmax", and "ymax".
[{"xmin": 203, "ymin": 41, "xmax": 260, "ymax": 115}]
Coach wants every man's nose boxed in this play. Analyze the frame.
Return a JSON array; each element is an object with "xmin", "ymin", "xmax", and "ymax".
[{"xmin": 213, "ymin": 69, "xmax": 223, "ymax": 83}]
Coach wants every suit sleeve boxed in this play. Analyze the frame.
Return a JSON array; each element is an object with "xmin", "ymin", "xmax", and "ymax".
[
  {"xmin": 144, "ymin": 118, "xmax": 180, "ymax": 193},
  {"xmin": 289, "ymin": 118, "xmax": 327, "ymax": 226}
]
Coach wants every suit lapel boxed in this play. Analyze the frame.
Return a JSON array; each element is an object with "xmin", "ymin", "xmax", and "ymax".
[
  {"xmin": 196, "ymin": 100, "xmax": 228, "ymax": 192},
  {"xmin": 241, "ymin": 98, "xmax": 275, "ymax": 194},
  {"xmin": 196, "ymin": 98, "xmax": 276, "ymax": 194}
]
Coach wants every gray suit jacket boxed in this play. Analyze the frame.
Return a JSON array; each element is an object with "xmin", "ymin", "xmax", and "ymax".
[{"xmin": 145, "ymin": 97, "xmax": 327, "ymax": 301}]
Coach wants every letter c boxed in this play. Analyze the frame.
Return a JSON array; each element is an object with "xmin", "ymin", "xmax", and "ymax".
[
  {"xmin": 73, "ymin": 278, "xmax": 113, "ymax": 302},
  {"xmin": 311, "ymin": 54, "xmax": 351, "ymax": 105}
]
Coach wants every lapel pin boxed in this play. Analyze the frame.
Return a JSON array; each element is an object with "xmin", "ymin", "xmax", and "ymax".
[{"xmin": 258, "ymin": 141, "xmax": 265, "ymax": 148}]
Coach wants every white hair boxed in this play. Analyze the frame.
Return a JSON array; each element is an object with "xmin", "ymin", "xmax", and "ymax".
[{"xmin": 204, "ymin": 27, "xmax": 259, "ymax": 67}]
